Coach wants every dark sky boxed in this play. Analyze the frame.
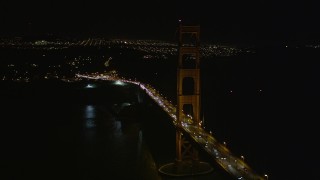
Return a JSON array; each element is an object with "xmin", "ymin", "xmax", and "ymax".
[{"xmin": 1, "ymin": 0, "xmax": 320, "ymax": 44}]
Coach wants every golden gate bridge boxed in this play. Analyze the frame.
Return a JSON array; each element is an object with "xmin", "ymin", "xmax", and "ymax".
[{"xmin": 75, "ymin": 24, "xmax": 267, "ymax": 180}]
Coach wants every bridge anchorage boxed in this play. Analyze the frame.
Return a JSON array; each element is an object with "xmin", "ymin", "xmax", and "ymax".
[{"xmin": 159, "ymin": 23, "xmax": 213, "ymax": 177}]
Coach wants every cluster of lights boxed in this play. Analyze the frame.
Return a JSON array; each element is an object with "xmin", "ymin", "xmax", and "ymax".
[{"xmin": 0, "ymin": 38, "xmax": 253, "ymax": 57}]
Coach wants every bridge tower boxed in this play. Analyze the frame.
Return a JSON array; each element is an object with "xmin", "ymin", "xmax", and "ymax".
[
  {"xmin": 176, "ymin": 24, "xmax": 201, "ymax": 163},
  {"xmin": 159, "ymin": 22, "xmax": 212, "ymax": 177}
]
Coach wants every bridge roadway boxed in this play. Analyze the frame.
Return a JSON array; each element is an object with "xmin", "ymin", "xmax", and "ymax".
[{"xmin": 76, "ymin": 72, "xmax": 266, "ymax": 180}]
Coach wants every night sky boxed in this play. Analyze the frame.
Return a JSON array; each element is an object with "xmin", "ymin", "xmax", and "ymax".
[{"xmin": 1, "ymin": 0, "xmax": 320, "ymax": 44}]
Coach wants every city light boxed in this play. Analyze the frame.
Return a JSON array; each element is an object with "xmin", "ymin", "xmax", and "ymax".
[{"xmin": 85, "ymin": 84, "xmax": 96, "ymax": 88}]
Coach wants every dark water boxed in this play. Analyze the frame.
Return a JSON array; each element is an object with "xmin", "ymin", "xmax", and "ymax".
[
  {"xmin": 0, "ymin": 81, "xmax": 158, "ymax": 180},
  {"xmin": 1, "ymin": 45, "xmax": 320, "ymax": 180}
]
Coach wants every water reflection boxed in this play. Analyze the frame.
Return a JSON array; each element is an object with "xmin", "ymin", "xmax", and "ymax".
[
  {"xmin": 113, "ymin": 119, "xmax": 123, "ymax": 137},
  {"xmin": 84, "ymin": 105, "xmax": 96, "ymax": 128},
  {"xmin": 83, "ymin": 105, "xmax": 97, "ymax": 143},
  {"xmin": 85, "ymin": 105, "xmax": 96, "ymax": 119},
  {"xmin": 86, "ymin": 118, "xmax": 96, "ymax": 128},
  {"xmin": 137, "ymin": 130, "xmax": 143, "ymax": 162}
]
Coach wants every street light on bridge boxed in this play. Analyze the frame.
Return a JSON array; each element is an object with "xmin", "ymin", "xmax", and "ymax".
[
  {"xmin": 223, "ymin": 141, "xmax": 227, "ymax": 146},
  {"xmin": 264, "ymin": 174, "xmax": 268, "ymax": 180},
  {"xmin": 240, "ymin": 155, "xmax": 244, "ymax": 161}
]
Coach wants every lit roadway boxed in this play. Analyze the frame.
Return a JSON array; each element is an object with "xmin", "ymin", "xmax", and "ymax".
[{"xmin": 76, "ymin": 73, "xmax": 267, "ymax": 180}]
